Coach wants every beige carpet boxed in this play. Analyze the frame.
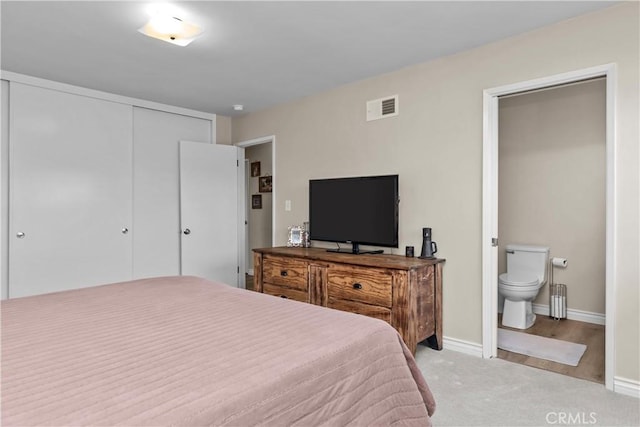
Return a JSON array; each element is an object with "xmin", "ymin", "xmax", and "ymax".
[{"xmin": 415, "ymin": 345, "xmax": 639, "ymax": 426}]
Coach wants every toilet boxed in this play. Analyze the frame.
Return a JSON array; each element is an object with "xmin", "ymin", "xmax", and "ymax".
[{"xmin": 499, "ymin": 244, "xmax": 550, "ymax": 329}]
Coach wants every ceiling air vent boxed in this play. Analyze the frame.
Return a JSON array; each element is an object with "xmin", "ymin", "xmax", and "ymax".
[{"xmin": 366, "ymin": 95, "xmax": 399, "ymax": 121}]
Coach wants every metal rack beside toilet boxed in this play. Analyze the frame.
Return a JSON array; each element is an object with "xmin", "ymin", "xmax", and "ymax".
[{"xmin": 549, "ymin": 257, "xmax": 568, "ymax": 320}]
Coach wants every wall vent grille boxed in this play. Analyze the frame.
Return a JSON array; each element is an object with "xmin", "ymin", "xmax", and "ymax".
[
  {"xmin": 366, "ymin": 95, "xmax": 399, "ymax": 121},
  {"xmin": 382, "ymin": 98, "xmax": 395, "ymax": 115}
]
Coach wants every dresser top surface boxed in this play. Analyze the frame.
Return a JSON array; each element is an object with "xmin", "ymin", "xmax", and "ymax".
[{"xmin": 254, "ymin": 247, "xmax": 445, "ymax": 270}]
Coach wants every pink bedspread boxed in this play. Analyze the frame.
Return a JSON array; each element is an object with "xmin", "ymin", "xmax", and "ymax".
[{"xmin": 2, "ymin": 276, "xmax": 435, "ymax": 426}]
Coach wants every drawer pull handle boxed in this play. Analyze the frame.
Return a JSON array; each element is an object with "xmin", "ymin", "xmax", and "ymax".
[
  {"xmin": 280, "ymin": 270, "xmax": 288, "ymax": 277},
  {"xmin": 280, "ymin": 295, "xmax": 289, "ymax": 299},
  {"xmin": 353, "ymin": 283, "xmax": 363, "ymax": 290}
]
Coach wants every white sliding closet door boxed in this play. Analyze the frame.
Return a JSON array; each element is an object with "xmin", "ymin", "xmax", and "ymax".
[
  {"xmin": 132, "ymin": 107, "xmax": 211, "ymax": 279},
  {"xmin": 180, "ymin": 141, "xmax": 240, "ymax": 286},
  {"xmin": 9, "ymin": 83, "xmax": 133, "ymax": 297}
]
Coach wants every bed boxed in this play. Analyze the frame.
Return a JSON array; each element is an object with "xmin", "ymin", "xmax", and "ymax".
[{"xmin": 1, "ymin": 276, "xmax": 435, "ymax": 426}]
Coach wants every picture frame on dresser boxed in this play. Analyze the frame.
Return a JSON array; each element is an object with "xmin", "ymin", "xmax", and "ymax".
[{"xmin": 287, "ymin": 226, "xmax": 303, "ymax": 247}]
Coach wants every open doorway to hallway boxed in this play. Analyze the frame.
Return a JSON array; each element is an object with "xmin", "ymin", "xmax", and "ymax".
[{"xmin": 236, "ymin": 136, "xmax": 275, "ymax": 289}]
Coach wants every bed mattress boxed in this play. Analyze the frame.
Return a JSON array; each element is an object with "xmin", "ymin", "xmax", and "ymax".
[{"xmin": 2, "ymin": 276, "xmax": 435, "ymax": 426}]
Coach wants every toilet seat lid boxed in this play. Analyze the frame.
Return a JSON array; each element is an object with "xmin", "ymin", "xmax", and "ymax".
[{"xmin": 499, "ymin": 272, "xmax": 538, "ymax": 286}]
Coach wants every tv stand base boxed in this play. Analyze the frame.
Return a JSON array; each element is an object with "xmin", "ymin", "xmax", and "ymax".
[
  {"xmin": 326, "ymin": 248, "xmax": 384, "ymax": 255},
  {"xmin": 326, "ymin": 242, "xmax": 384, "ymax": 255}
]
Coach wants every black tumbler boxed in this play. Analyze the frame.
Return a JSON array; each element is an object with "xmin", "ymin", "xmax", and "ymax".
[{"xmin": 419, "ymin": 227, "xmax": 438, "ymax": 258}]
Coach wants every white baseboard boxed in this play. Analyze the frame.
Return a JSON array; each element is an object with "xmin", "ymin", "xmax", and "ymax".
[
  {"xmin": 443, "ymin": 336, "xmax": 483, "ymax": 358},
  {"xmin": 614, "ymin": 376, "xmax": 640, "ymax": 398},
  {"xmin": 532, "ymin": 303, "xmax": 605, "ymax": 325},
  {"xmin": 247, "ymin": 268, "xmax": 254, "ymax": 276}
]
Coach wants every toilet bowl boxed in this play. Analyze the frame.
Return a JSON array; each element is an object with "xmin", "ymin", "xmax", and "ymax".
[
  {"xmin": 498, "ymin": 244, "xmax": 549, "ymax": 330},
  {"xmin": 499, "ymin": 273, "xmax": 542, "ymax": 329}
]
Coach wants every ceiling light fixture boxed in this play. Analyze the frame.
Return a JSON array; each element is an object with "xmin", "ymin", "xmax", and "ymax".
[
  {"xmin": 233, "ymin": 104, "xmax": 244, "ymax": 111},
  {"xmin": 138, "ymin": 9, "xmax": 202, "ymax": 47}
]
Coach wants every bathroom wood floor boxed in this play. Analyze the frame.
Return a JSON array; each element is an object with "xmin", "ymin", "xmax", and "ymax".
[{"xmin": 498, "ymin": 314, "xmax": 605, "ymax": 384}]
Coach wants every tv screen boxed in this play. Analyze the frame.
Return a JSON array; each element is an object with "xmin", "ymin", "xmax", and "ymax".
[{"xmin": 309, "ymin": 175, "xmax": 399, "ymax": 254}]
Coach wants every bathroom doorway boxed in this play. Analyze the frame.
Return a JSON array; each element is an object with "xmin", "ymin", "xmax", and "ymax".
[
  {"xmin": 496, "ymin": 79, "xmax": 606, "ymax": 383},
  {"xmin": 482, "ymin": 65, "xmax": 616, "ymax": 390}
]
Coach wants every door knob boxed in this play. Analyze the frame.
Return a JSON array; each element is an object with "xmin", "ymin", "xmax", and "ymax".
[
  {"xmin": 121, "ymin": 228, "xmax": 129, "ymax": 234},
  {"xmin": 183, "ymin": 228, "xmax": 191, "ymax": 235},
  {"xmin": 16, "ymin": 231, "xmax": 25, "ymax": 239}
]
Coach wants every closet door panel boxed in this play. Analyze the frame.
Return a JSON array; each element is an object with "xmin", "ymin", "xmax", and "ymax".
[
  {"xmin": 132, "ymin": 107, "xmax": 211, "ymax": 279},
  {"xmin": 9, "ymin": 83, "xmax": 133, "ymax": 297}
]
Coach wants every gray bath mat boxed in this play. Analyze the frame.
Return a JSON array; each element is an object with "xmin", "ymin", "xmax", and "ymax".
[{"xmin": 498, "ymin": 328, "xmax": 587, "ymax": 366}]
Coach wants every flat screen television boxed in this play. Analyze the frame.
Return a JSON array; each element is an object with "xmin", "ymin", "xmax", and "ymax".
[{"xmin": 309, "ymin": 174, "xmax": 399, "ymax": 254}]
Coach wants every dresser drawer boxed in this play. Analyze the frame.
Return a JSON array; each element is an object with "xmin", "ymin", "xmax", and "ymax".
[
  {"xmin": 328, "ymin": 298, "xmax": 391, "ymax": 323},
  {"xmin": 263, "ymin": 256, "xmax": 308, "ymax": 290},
  {"xmin": 263, "ymin": 283, "xmax": 309, "ymax": 303},
  {"xmin": 327, "ymin": 267, "xmax": 392, "ymax": 308}
]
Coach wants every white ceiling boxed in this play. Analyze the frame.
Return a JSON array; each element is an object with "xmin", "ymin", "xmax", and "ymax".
[{"xmin": 1, "ymin": 1, "xmax": 615, "ymax": 116}]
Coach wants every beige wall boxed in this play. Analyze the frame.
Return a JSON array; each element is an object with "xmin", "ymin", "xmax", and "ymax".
[
  {"xmin": 216, "ymin": 115, "xmax": 232, "ymax": 145},
  {"xmin": 498, "ymin": 79, "xmax": 606, "ymax": 314},
  {"xmin": 246, "ymin": 143, "xmax": 273, "ymax": 270},
  {"xmin": 232, "ymin": 4, "xmax": 639, "ymax": 382}
]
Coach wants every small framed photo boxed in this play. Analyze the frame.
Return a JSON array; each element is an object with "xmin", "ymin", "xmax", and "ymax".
[
  {"xmin": 259, "ymin": 175, "xmax": 272, "ymax": 193},
  {"xmin": 251, "ymin": 194, "xmax": 262, "ymax": 209},
  {"xmin": 287, "ymin": 225, "xmax": 303, "ymax": 247},
  {"xmin": 251, "ymin": 161, "xmax": 261, "ymax": 177}
]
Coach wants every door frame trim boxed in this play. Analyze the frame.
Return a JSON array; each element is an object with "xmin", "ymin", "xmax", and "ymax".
[{"xmin": 482, "ymin": 63, "xmax": 616, "ymax": 390}]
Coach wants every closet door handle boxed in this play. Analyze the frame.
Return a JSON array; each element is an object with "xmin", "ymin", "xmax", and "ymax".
[
  {"xmin": 16, "ymin": 231, "xmax": 25, "ymax": 239},
  {"xmin": 183, "ymin": 228, "xmax": 191, "ymax": 235}
]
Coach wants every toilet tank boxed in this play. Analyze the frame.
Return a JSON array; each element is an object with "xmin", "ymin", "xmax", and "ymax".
[{"xmin": 505, "ymin": 244, "xmax": 550, "ymax": 284}]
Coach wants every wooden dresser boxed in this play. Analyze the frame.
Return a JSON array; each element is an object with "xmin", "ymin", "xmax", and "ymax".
[{"xmin": 253, "ymin": 247, "xmax": 444, "ymax": 354}]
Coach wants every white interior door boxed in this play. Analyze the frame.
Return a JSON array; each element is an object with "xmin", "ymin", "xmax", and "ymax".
[
  {"xmin": 9, "ymin": 83, "xmax": 133, "ymax": 297},
  {"xmin": 180, "ymin": 141, "xmax": 240, "ymax": 286}
]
